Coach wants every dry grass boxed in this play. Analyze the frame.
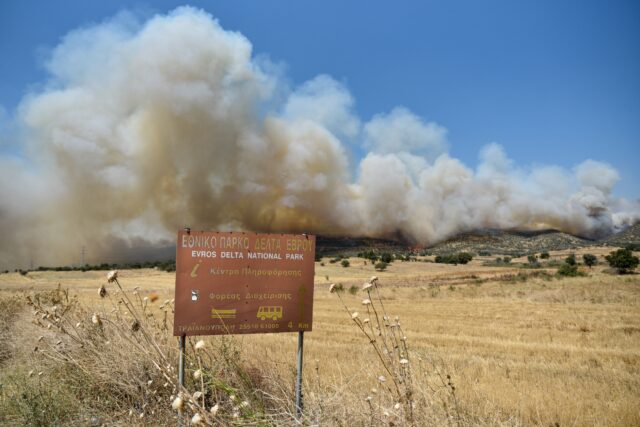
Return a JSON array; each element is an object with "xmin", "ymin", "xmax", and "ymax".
[{"xmin": 0, "ymin": 246, "xmax": 639, "ymax": 426}]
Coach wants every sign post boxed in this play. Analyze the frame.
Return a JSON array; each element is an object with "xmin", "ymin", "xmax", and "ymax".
[
  {"xmin": 295, "ymin": 330, "xmax": 304, "ymax": 418},
  {"xmin": 173, "ymin": 230, "xmax": 316, "ymax": 420}
]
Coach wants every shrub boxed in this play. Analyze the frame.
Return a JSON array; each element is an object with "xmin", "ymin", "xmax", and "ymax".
[
  {"xmin": 540, "ymin": 252, "xmax": 550, "ymax": 259},
  {"xmin": 374, "ymin": 261, "xmax": 388, "ymax": 271},
  {"xmin": 605, "ymin": 248, "xmax": 639, "ymax": 274},
  {"xmin": 565, "ymin": 254, "xmax": 577, "ymax": 266},
  {"xmin": 582, "ymin": 254, "xmax": 598, "ymax": 268},
  {"xmin": 434, "ymin": 252, "xmax": 473, "ymax": 265},
  {"xmin": 527, "ymin": 254, "xmax": 539, "ymax": 266},
  {"xmin": 557, "ymin": 263, "xmax": 579, "ymax": 277},
  {"xmin": 380, "ymin": 252, "xmax": 393, "ymax": 264},
  {"xmin": 503, "ymin": 256, "xmax": 511, "ymax": 264},
  {"xmin": 341, "ymin": 259, "xmax": 350, "ymax": 268},
  {"xmin": 348, "ymin": 284, "xmax": 359, "ymax": 295}
]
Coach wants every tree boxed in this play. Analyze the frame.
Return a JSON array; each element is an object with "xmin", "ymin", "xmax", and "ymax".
[
  {"xmin": 540, "ymin": 252, "xmax": 550, "ymax": 259},
  {"xmin": 605, "ymin": 248, "xmax": 639, "ymax": 274},
  {"xmin": 582, "ymin": 254, "xmax": 597, "ymax": 269},
  {"xmin": 434, "ymin": 253, "xmax": 473, "ymax": 265},
  {"xmin": 340, "ymin": 259, "xmax": 350, "ymax": 268},
  {"xmin": 380, "ymin": 252, "xmax": 393, "ymax": 264},
  {"xmin": 527, "ymin": 254, "xmax": 539, "ymax": 266},
  {"xmin": 565, "ymin": 254, "xmax": 576, "ymax": 266}
]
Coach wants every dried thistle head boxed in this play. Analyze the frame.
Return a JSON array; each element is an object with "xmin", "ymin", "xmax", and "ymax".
[
  {"xmin": 131, "ymin": 320, "xmax": 140, "ymax": 332},
  {"xmin": 195, "ymin": 340, "xmax": 206, "ymax": 351},
  {"xmin": 193, "ymin": 369, "xmax": 202, "ymax": 380},
  {"xmin": 107, "ymin": 270, "xmax": 118, "ymax": 283},
  {"xmin": 362, "ymin": 282, "xmax": 373, "ymax": 291},
  {"xmin": 91, "ymin": 313, "xmax": 102, "ymax": 326},
  {"xmin": 210, "ymin": 403, "xmax": 219, "ymax": 415},
  {"xmin": 171, "ymin": 396, "xmax": 184, "ymax": 411},
  {"xmin": 329, "ymin": 283, "xmax": 337, "ymax": 293},
  {"xmin": 98, "ymin": 285, "xmax": 107, "ymax": 298},
  {"xmin": 362, "ymin": 298, "xmax": 371, "ymax": 305},
  {"xmin": 191, "ymin": 413, "xmax": 203, "ymax": 425},
  {"xmin": 351, "ymin": 312, "xmax": 359, "ymax": 319}
]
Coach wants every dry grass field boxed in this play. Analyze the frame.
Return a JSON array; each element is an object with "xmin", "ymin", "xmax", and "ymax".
[{"xmin": 1, "ymin": 247, "xmax": 639, "ymax": 426}]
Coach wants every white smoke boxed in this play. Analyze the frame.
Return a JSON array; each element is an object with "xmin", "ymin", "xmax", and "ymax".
[{"xmin": 0, "ymin": 7, "xmax": 637, "ymax": 268}]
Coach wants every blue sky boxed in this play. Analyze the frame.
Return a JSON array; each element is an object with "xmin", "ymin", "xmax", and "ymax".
[{"xmin": 1, "ymin": 0, "xmax": 638, "ymax": 198}]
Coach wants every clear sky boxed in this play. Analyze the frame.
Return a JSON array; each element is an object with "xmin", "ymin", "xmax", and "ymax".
[{"xmin": 1, "ymin": 0, "xmax": 638, "ymax": 198}]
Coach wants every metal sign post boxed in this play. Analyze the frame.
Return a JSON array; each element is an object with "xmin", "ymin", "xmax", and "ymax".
[
  {"xmin": 178, "ymin": 335, "xmax": 186, "ymax": 387},
  {"xmin": 295, "ymin": 330, "xmax": 304, "ymax": 420},
  {"xmin": 177, "ymin": 334, "xmax": 186, "ymax": 426}
]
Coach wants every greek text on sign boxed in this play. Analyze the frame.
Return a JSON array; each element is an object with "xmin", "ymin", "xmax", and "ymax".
[{"xmin": 173, "ymin": 231, "xmax": 316, "ymax": 336}]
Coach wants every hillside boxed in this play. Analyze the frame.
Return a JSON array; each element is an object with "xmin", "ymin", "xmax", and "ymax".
[
  {"xmin": 316, "ymin": 229, "xmax": 595, "ymax": 257},
  {"xmin": 601, "ymin": 222, "xmax": 640, "ymax": 247},
  {"xmin": 315, "ymin": 235, "xmax": 408, "ymax": 257},
  {"xmin": 423, "ymin": 229, "xmax": 593, "ymax": 256}
]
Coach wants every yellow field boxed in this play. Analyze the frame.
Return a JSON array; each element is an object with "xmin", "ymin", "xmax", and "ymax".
[{"xmin": 1, "ymin": 247, "xmax": 639, "ymax": 426}]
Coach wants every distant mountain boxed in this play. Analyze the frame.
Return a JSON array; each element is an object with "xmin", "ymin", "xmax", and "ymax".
[
  {"xmin": 600, "ymin": 222, "xmax": 640, "ymax": 247},
  {"xmin": 423, "ymin": 229, "xmax": 592, "ymax": 256},
  {"xmin": 302, "ymin": 224, "xmax": 640, "ymax": 258}
]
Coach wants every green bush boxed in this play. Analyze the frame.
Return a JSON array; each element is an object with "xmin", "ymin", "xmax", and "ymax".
[
  {"xmin": 582, "ymin": 254, "xmax": 597, "ymax": 268},
  {"xmin": 540, "ymin": 252, "xmax": 550, "ymax": 259},
  {"xmin": 605, "ymin": 248, "xmax": 639, "ymax": 274},
  {"xmin": 341, "ymin": 259, "xmax": 350, "ymax": 268},
  {"xmin": 565, "ymin": 254, "xmax": 576, "ymax": 266},
  {"xmin": 557, "ymin": 263, "xmax": 580, "ymax": 277},
  {"xmin": 380, "ymin": 252, "xmax": 393, "ymax": 264},
  {"xmin": 434, "ymin": 252, "xmax": 473, "ymax": 265},
  {"xmin": 374, "ymin": 261, "xmax": 388, "ymax": 271}
]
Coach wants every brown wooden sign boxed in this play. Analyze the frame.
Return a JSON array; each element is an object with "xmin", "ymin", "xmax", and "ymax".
[{"xmin": 173, "ymin": 231, "xmax": 316, "ymax": 336}]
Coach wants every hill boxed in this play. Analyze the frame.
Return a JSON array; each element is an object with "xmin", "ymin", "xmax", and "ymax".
[
  {"xmin": 423, "ymin": 229, "xmax": 593, "ymax": 256},
  {"xmin": 601, "ymin": 222, "xmax": 640, "ymax": 248},
  {"xmin": 316, "ymin": 229, "xmax": 595, "ymax": 257}
]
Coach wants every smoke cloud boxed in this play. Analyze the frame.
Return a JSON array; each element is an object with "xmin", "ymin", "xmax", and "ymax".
[{"xmin": 0, "ymin": 7, "xmax": 638, "ymax": 268}]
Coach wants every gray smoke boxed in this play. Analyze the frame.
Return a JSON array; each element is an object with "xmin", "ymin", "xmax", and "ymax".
[{"xmin": 0, "ymin": 7, "xmax": 638, "ymax": 268}]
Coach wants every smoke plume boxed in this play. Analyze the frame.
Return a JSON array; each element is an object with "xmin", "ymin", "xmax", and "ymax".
[{"xmin": 0, "ymin": 7, "xmax": 638, "ymax": 268}]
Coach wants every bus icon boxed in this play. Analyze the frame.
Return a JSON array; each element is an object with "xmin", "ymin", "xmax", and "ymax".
[{"xmin": 257, "ymin": 306, "xmax": 283, "ymax": 321}]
